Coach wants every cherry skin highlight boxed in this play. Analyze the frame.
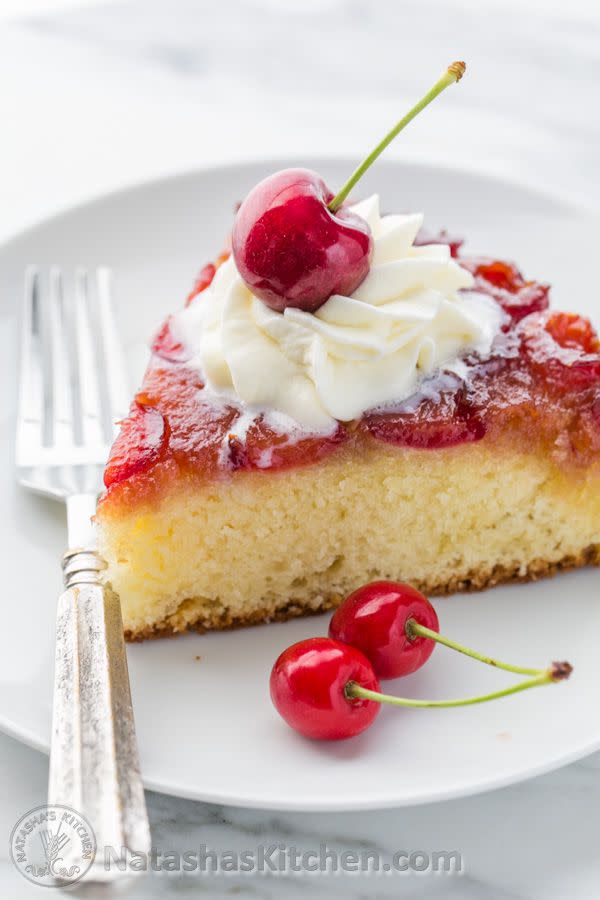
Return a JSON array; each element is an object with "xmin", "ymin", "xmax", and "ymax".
[
  {"xmin": 269, "ymin": 637, "xmax": 380, "ymax": 740},
  {"xmin": 232, "ymin": 168, "xmax": 373, "ymax": 313},
  {"xmin": 329, "ymin": 581, "xmax": 439, "ymax": 679}
]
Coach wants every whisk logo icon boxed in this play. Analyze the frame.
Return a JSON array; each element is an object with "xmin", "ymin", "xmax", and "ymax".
[{"xmin": 9, "ymin": 804, "xmax": 96, "ymax": 886}]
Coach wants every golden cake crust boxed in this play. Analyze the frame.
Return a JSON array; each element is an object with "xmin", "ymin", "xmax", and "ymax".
[{"xmin": 124, "ymin": 544, "xmax": 600, "ymax": 641}]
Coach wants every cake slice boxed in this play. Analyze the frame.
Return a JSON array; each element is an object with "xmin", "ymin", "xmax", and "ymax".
[{"xmin": 95, "ymin": 204, "xmax": 600, "ymax": 641}]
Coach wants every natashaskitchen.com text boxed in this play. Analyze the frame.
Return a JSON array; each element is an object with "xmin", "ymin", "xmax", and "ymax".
[{"xmin": 104, "ymin": 843, "xmax": 463, "ymax": 875}]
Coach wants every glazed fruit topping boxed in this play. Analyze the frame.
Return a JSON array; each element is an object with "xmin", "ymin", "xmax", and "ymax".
[
  {"xmin": 102, "ymin": 240, "xmax": 600, "ymax": 496},
  {"xmin": 103, "ymin": 402, "xmax": 169, "ymax": 488},
  {"xmin": 271, "ymin": 581, "xmax": 573, "ymax": 741},
  {"xmin": 151, "ymin": 316, "xmax": 193, "ymax": 363},
  {"xmin": 545, "ymin": 312, "xmax": 600, "ymax": 354},
  {"xmin": 185, "ymin": 262, "xmax": 215, "ymax": 306},
  {"xmin": 519, "ymin": 311, "xmax": 600, "ymax": 390},
  {"xmin": 357, "ymin": 267, "xmax": 598, "ymax": 459},
  {"xmin": 471, "ymin": 259, "xmax": 525, "ymax": 292},
  {"xmin": 225, "ymin": 415, "xmax": 348, "ymax": 472},
  {"xmin": 362, "ymin": 377, "xmax": 485, "ymax": 450},
  {"xmin": 185, "ymin": 250, "xmax": 230, "ymax": 307},
  {"xmin": 461, "ymin": 256, "xmax": 550, "ymax": 324}
]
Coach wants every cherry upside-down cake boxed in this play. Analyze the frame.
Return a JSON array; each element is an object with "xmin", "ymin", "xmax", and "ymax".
[{"xmin": 95, "ymin": 65, "xmax": 600, "ymax": 641}]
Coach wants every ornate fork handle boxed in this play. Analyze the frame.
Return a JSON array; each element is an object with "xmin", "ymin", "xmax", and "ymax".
[{"xmin": 48, "ymin": 546, "xmax": 150, "ymax": 876}]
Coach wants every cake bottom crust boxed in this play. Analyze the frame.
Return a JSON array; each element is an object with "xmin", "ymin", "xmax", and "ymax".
[
  {"xmin": 98, "ymin": 439, "xmax": 600, "ymax": 643},
  {"xmin": 125, "ymin": 544, "xmax": 600, "ymax": 642}
]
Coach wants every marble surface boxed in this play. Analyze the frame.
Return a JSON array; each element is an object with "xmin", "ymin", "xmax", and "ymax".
[{"xmin": 1, "ymin": 1, "xmax": 599, "ymax": 897}]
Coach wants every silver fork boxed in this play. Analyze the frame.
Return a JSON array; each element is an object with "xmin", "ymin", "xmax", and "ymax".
[{"xmin": 16, "ymin": 267, "xmax": 150, "ymax": 880}]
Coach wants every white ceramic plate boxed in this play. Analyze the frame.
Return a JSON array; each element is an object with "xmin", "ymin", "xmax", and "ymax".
[{"xmin": 0, "ymin": 159, "xmax": 598, "ymax": 810}]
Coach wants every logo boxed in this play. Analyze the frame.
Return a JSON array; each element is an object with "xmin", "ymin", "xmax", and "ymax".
[{"xmin": 9, "ymin": 804, "xmax": 96, "ymax": 887}]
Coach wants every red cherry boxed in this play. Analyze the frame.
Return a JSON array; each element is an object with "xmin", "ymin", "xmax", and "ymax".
[
  {"xmin": 232, "ymin": 168, "xmax": 373, "ymax": 313},
  {"xmin": 329, "ymin": 581, "xmax": 439, "ymax": 679},
  {"xmin": 269, "ymin": 637, "xmax": 380, "ymax": 740}
]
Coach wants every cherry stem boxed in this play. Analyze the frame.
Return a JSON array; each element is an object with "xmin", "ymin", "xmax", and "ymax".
[
  {"xmin": 346, "ymin": 661, "xmax": 571, "ymax": 710},
  {"xmin": 328, "ymin": 61, "xmax": 466, "ymax": 214},
  {"xmin": 406, "ymin": 620, "xmax": 544, "ymax": 677}
]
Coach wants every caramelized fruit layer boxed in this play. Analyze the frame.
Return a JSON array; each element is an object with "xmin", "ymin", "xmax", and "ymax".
[{"xmin": 99, "ymin": 235, "xmax": 600, "ymax": 511}]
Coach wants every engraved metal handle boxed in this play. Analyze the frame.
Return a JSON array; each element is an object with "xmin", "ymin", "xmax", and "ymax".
[{"xmin": 48, "ymin": 546, "xmax": 150, "ymax": 878}]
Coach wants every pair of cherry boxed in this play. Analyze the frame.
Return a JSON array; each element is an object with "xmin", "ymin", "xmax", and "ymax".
[{"xmin": 270, "ymin": 581, "xmax": 572, "ymax": 741}]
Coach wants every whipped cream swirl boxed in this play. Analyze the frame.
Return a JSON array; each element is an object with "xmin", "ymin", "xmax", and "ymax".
[{"xmin": 173, "ymin": 195, "xmax": 502, "ymax": 430}]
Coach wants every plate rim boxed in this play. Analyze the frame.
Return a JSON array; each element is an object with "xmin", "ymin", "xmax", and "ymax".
[
  {"xmin": 2, "ymin": 713, "xmax": 599, "ymax": 811},
  {"xmin": 0, "ymin": 154, "xmax": 592, "ymax": 261},
  {"xmin": 1, "ymin": 158, "xmax": 598, "ymax": 810}
]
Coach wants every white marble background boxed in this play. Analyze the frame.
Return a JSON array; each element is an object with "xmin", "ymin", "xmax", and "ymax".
[{"xmin": 1, "ymin": 0, "xmax": 599, "ymax": 897}]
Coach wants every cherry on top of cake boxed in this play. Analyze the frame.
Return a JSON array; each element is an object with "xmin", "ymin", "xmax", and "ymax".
[{"xmin": 229, "ymin": 61, "xmax": 466, "ymax": 317}]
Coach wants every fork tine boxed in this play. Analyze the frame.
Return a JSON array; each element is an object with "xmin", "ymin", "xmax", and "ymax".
[
  {"xmin": 16, "ymin": 266, "xmax": 129, "ymax": 481},
  {"xmin": 38, "ymin": 269, "xmax": 56, "ymax": 447},
  {"xmin": 66, "ymin": 270, "xmax": 86, "ymax": 446},
  {"xmin": 72, "ymin": 268, "xmax": 104, "ymax": 449},
  {"xmin": 94, "ymin": 267, "xmax": 130, "ymax": 437},
  {"xmin": 16, "ymin": 267, "xmax": 43, "ymax": 456},
  {"xmin": 48, "ymin": 267, "xmax": 75, "ymax": 450}
]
